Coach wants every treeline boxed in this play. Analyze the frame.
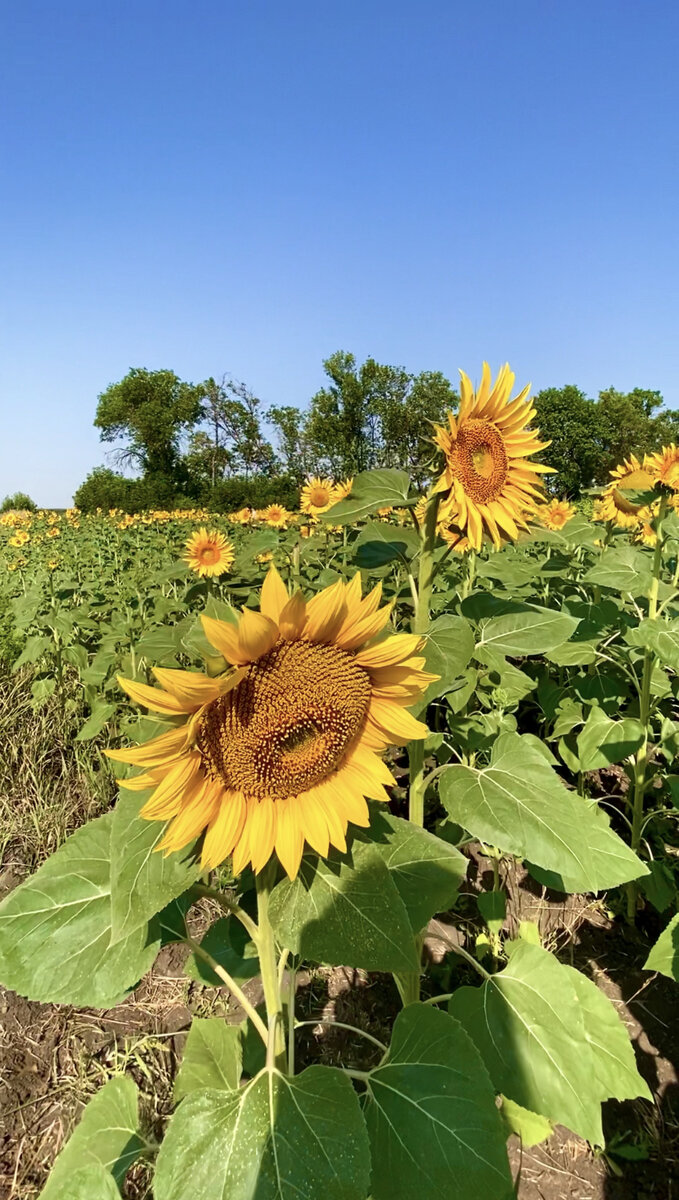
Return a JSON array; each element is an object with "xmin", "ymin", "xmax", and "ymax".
[{"xmin": 73, "ymin": 355, "xmax": 679, "ymax": 511}]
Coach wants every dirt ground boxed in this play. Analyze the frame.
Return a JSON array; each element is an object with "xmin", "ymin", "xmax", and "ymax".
[{"xmin": 1, "ymin": 856, "xmax": 678, "ymax": 1200}]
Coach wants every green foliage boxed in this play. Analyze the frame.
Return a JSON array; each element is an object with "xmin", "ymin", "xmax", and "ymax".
[
  {"xmin": 94, "ymin": 367, "xmax": 204, "ymax": 477},
  {"xmin": 1, "ymin": 491, "xmax": 37, "ymax": 512},
  {"xmin": 38, "ymin": 1076, "xmax": 145, "ymax": 1198}
]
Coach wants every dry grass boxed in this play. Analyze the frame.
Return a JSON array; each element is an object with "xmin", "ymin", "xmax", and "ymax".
[{"xmin": 0, "ymin": 667, "xmax": 115, "ymax": 872}]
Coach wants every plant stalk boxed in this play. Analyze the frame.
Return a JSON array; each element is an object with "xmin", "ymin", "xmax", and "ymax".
[{"xmin": 256, "ymin": 861, "xmax": 287, "ymax": 1071}]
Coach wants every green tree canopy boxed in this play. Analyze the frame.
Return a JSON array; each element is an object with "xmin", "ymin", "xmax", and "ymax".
[
  {"xmin": 94, "ymin": 368, "xmax": 205, "ymax": 478},
  {"xmin": 532, "ymin": 386, "xmax": 602, "ymax": 496}
]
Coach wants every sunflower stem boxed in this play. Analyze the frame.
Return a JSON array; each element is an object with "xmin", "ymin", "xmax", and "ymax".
[
  {"xmin": 189, "ymin": 883, "xmax": 259, "ymax": 944},
  {"xmin": 185, "ymin": 936, "xmax": 268, "ymax": 1045},
  {"xmin": 256, "ymin": 861, "xmax": 288, "ymax": 1071},
  {"xmin": 626, "ymin": 493, "xmax": 667, "ymax": 923}
]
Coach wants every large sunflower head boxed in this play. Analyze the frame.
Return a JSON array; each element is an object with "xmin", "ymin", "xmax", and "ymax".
[
  {"xmin": 432, "ymin": 363, "xmax": 553, "ymax": 551},
  {"xmin": 538, "ymin": 497, "xmax": 576, "ymax": 530},
  {"xmin": 597, "ymin": 454, "xmax": 656, "ymax": 528},
  {"xmin": 648, "ymin": 444, "xmax": 679, "ymax": 491},
  {"xmin": 184, "ymin": 527, "xmax": 235, "ymax": 577},
  {"xmin": 107, "ymin": 567, "xmax": 436, "ymax": 880},
  {"xmin": 300, "ymin": 476, "xmax": 338, "ymax": 516}
]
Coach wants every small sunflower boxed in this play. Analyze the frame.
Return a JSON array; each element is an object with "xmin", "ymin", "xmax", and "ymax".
[
  {"xmin": 598, "ymin": 454, "xmax": 655, "ymax": 528},
  {"xmin": 538, "ymin": 498, "xmax": 576, "ymax": 530},
  {"xmin": 335, "ymin": 477, "xmax": 354, "ymax": 501},
  {"xmin": 433, "ymin": 363, "xmax": 553, "ymax": 551},
  {"xmin": 184, "ymin": 528, "xmax": 235, "ymax": 578},
  {"xmin": 107, "ymin": 567, "xmax": 436, "ymax": 879},
  {"xmin": 300, "ymin": 476, "xmax": 338, "ymax": 517},
  {"xmin": 261, "ymin": 504, "xmax": 291, "ymax": 529},
  {"xmin": 648, "ymin": 444, "xmax": 679, "ymax": 491},
  {"xmin": 8, "ymin": 531, "xmax": 30, "ymax": 547},
  {"xmin": 46, "ymin": 526, "xmax": 60, "ymax": 539}
]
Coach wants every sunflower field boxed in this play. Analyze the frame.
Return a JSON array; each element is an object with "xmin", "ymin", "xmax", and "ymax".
[{"xmin": 1, "ymin": 364, "xmax": 679, "ymax": 1199}]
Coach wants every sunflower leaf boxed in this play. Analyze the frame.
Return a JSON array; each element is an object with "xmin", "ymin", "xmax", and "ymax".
[
  {"xmin": 362, "ymin": 1004, "xmax": 512, "ymax": 1200},
  {"xmin": 174, "ymin": 1017, "xmax": 242, "ymax": 1101},
  {"xmin": 475, "ymin": 604, "xmax": 579, "ymax": 656},
  {"xmin": 269, "ymin": 841, "xmax": 419, "ymax": 972},
  {"xmin": 154, "ymin": 1067, "xmax": 371, "ymax": 1200},
  {"xmin": 354, "ymin": 521, "xmax": 420, "ymax": 567},
  {"xmin": 645, "ymin": 912, "xmax": 679, "ymax": 979},
  {"xmin": 38, "ymin": 1076, "xmax": 144, "ymax": 1198},
  {"xmin": 439, "ymin": 732, "xmax": 647, "ymax": 892},
  {"xmin": 322, "ymin": 469, "xmax": 414, "ymax": 524},
  {"xmin": 0, "ymin": 814, "xmax": 160, "ymax": 1007},
  {"xmin": 109, "ymin": 790, "xmax": 202, "ymax": 945}
]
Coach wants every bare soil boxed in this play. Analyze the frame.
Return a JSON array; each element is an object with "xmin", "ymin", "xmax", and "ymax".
[{"xmin": 1, "ymin": 852, "xmax": 678, "ymax": 1199}]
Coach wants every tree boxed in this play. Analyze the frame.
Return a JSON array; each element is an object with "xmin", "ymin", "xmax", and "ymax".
[
  {"xmin": 532, "ymin": 386, "xmax": 603, "ymax": 495},
  {"xmin": 594, "ymin": 387, "xmax": 679, "ymax": 481},
  {"xmin": 1, "ymin": 492, "xmax": 37, "ymax": 512},
  {"xmin": 266, "ymin": 405, "xmax": 313, "ymax": 481},
  {"xmin": 376, "ymin": 370, "xmax": 457, "ymax": 488},
  {"xmin": 94, "ymin": 368, "xmax": 204, "ymax": 480},
  {"xmin": 188, "ymin": 376, "xmax": 277, "ymax": 482}
]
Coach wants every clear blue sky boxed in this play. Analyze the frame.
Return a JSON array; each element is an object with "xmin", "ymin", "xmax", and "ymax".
[{"xmin": 2, "ymin": 0, "xmax": 678, "ymax": 506}]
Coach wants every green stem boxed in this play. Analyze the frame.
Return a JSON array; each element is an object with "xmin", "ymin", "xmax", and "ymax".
[
  {"xmin": 408, "ymin": 493, "xmax": 441, "ymax": 828},
  {"xmin": 256, "ymin": 861, "xmax": 287, "ymax": 1071},
  {"xmin": 627, "ymin": 495, "xmax": 666, "ymax": 923},
  {"xmin": 186, "ymin": 937, "xmax": 268, "ymax": 1044},
  {"xmin": 190, "ymin": 883, "xmax": 259, "ymax": 943}
]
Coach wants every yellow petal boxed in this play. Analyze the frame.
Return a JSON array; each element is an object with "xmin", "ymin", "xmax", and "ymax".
[
  {"xmin": 201, "ymin": 614, "xmax": 250, "ymax": 665},
  {"xmin": 275, "ymin": 799, "xmax": 305, "ymax": 879},
  {"xmin": 238, "ymin": 609, "xmax": 278, "ymax": 661},
  {"xmin": 117, "ymin": 675, "xmax": 188, "ymax": 715},
  {"xmin": 157, "ymin": 779, "xmax": 221, "ymax": 854},
  {"xmin": 104, "ymin": 724, "xmax": 190, "ymax": 767},
  {"xmin": 303, "ymin": 581, "xmax": 347, "ymax": 643},
  {"xmin": 117, "ymin": 770, "xmax": 163, "ymax": 791},
  {"xmin": 327, "ymin": 773, "xmax": 371, "ymax": 827},
  {"xmin": 260, "ymin": 563, "xmax": 289, "ymax": 623},
  {"xmin": 335, "ymin": 603, "xmax": 393, "ymax": 651},
  {"xmin": 249, "ymin": 795, "xmax": 277, "ymax": 872},
  {"xmin": 279, "ymin": 591, "xmax": 307, "ymax": 640},
  {"xmin": 297, "ymin": 791, "xmax": 330, "ymax": 857},
  {"xmin": 201, "ymin": 791, "xmax": 247, "ymax": 870},
  {"xmin": 355, "ymin": 633, "xmax": 423, "ymax": 669},
  {"xmin": 152, "ymin": 668, "xmax": 227, "ymax": 710},
  {"xmin": 368, "ymin": 698, "xmax": 430, "ymax": 744},
  {"xmin": 139, "ymin": 754, "xmax": 202, "ymax": 819}
]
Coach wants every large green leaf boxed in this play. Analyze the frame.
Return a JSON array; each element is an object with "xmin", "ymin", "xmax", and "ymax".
[
  {"xmin": 450, "ymin": 942, "xmax": 605, "ymax": 1143},
  {"xmin": 645, "ymin": 912, "xmax": 679, "ymax": 980},
  {"xmin": 475, "ymin": 605, "xmax": 579, "ymax": 656},
  {"xmin": 39, "ymin": 1077, "xmax": 144, "ymax": 1198},
  {"xmin": 109, "ymin": 790, "xmax": 202, "ymax": 944},
  {"xmin": 66, "ymin": 1167, "xmax": 123, "ymax": 1199},
  {"xmin": 626, "ymin": 617, "xmax": 679, "ymax": 671},
  {"xmin": 362, "ymin": 1004, "xmax": 512, "ymax": 1200},
  {"xmin": 323, "ymin": 469, "xmax": 413, "ymax": 524},
  {"xmin": 563, "ymin": 965, "xmax": 651, "ymax": 1103},
  {"xmin": 583, "ymin": 545, "xmax": 652, "ymax": 595},
  {"xmin": 439, "ymin": 733, "xmax": 646, "ymax": 892},
  {"xmin": 269, "ymin": 841, "xmax": 419, "ymax": 972},
  {"xmin": 0, "ymin": 814, "xmax": 160, "ymax": 1006},
  {"xmin": 354, "ymin": 521, "xmax": 420, "ymax": 567},
  {"xmin": 576, "ymin": 707, "xmax": 644, "ymax": 771},
  {"xmin": 358, "ymin": 808, "xmax": 466, "ymax": 931},
  {"xmin": 420, "ymin": 614, "xmax": 475, "ymax": 704},
  {"xmin": 174, "ymin": 1017, "xmax": 242, "ymax": 1101},
  {"xmin": 154, "ymin": 1067, "xmax": 370, "ymax": 1200}
]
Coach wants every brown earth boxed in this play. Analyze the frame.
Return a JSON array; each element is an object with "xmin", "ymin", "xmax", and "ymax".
[{"xmin": 1, "ymin": 855, "xmax": 678, "ymax": 1199}]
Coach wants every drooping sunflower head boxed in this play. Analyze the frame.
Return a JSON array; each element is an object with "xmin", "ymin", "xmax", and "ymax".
[
  {"xmin": 432, "ymin": 363, "xmax": 553, "ymax": 551},
  {"xmin": 300, "ymin": 476, "xmax": 338, "ymax": 516},
  {"xmin": 184, "ymin": 527, "xmax": 235, "ymax": 578},
  {"xmin": 538, "ymin": 498, "xmax": 576, "ymax": 530},
  {"xmin": 648, "ymin": 444, "xmax": 679, "ymax": 492},
  {"xmin": 107, "ymin": 567, "xmax": 436, "ymax": 880},
  {"xmin": 597, "ymin": 454, "xmax": 656, "ymax": 528},
  {"xmin": 260, "ymin": 504, "xmax": 291, "ymax": 529}
]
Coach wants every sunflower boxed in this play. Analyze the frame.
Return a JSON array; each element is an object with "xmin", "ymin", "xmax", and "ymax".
[
  {"xmin": 184, "ymin": 528, "xmax": 235, "ymax": 578},
  {"xmin": 635, "ymin": 506, "xmax": 659, "ymax": 547},
  {"xmin": 8, "ymin": 531, "xmax": 30, "ymax": 547},
  {"xmin": 538, "ymin": 498, "xmax": 576, "ymax": 530},
  {"xmin": 335, "ymin": 477, "xmax": 354, "ymax": 501},
  {"xmin": 107, "ymin": 567, "xmax": 436, "ymax": 879},
  {"xmin": 597, "ymin": 454, "xmax": 655, "ymax": 528},
  {"xmin": 648, "ymin": 444, "xmax": 679, "ymax": 491},
  {"xmin": 260, "ymin": 504, "xmax": 291, "ymax": 529},
  {"xmin": 228, "ymin": 507, "xmax": 253, "ymax": 525},
  {"xmin": 46, "ymin": 526, "xmax": 60, "ymax": 539},
  {"xmin": 432, "ymin": 363, "xmax": 552, "ymax": 551},
  {"xmin": 300, "ymin": 476, "xmax": 338, "ymax": 517}
]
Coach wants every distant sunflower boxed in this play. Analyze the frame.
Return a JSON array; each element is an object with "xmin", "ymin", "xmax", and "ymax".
[
  {"xmin": 8, "ymin": 531, "xmax": 30, "ymax": 547},
  {"xmin": 433, "ymin": 363, "xmax": 552, "ymax": 551},
  {"xmin": 538, "ymin": 498, "xmax": 576, "ymax": 530},
  {"xmin": 335, "ymin": 477, "xmax": 353, "ymax": 501},
  {"xmin": 648, "ymin": 444, "xmax": 679, "ymax": 491},
  {"xmin": 261, "ymin": 504, "xmax": 291, "ymax": 529},
  {"xmin": 598, "ymin": 454, "xmax": 655, "ymax": 528},
  {"xmin": 184, "ymin": 528, "xmax": 234, "ymax": 578},
  {"xmin": 107, "ymin": 567, "xmax": 436, "ymax": 879},
  {"xmin": 300, "ymin": 476, "xmax": 338, "ymax": 517}
]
